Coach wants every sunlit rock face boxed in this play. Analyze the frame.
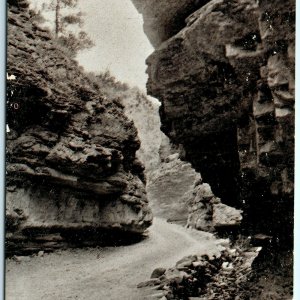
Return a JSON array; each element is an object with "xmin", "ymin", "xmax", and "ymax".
[
  {"xmin": 135, "ymin": 0, "xmax": 294, "ymax": 245},
  {"xmin": 147, "ymin": 153, "xmax": 201, "ymax": 224},
  {"xmin": 187, "ymin": 182, "xmax": 243, "ymax": 231},
  {"xmin": 121, "ymin": 88, "xmax": 202, "ymax": 225},
  {"xmin": 122, "ymin": 88, "xmax": 243, "ymax": 229},
  {"xmin": 6, "ymin": 0, "xmax": 152, "ymax": 254},
  {"xmin": 122, "ymin": 90, "xmax": 162, "ymax": 173}
]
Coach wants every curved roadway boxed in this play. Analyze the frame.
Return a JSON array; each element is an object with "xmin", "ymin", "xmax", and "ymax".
[{"xmin": 6, "ymin": 218, "xmax": 223, "ymax": 300}]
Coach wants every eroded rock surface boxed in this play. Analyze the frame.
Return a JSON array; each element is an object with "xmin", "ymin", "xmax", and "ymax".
[
  {"xmin": 122, "ymin": 90, "xmax": 162, "ymax": 173},
  {"xmin": 188, "ymin": 183, "xmax": 242, "ymax": 232},
  {"xmin": 115, "ymin": 82, "xmax": 242, "ymax": 228},
  {"xmin": 135, "ymin": 0, "xmax": 294, "ymax": 245},
  {"xmin": 131, "ymin": 0, "xmax": 211, "ymax": 48},
  {"xmin": 6, "ymin": 1, "xmax": 152, "ymax": 254},
  {"xmin": 147, "ymin": 153, "xmax": 201, "ymax": 223}
]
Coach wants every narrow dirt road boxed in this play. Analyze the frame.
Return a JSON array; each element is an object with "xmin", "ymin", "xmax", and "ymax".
[{"xmin": 6, "ymin": 218, "xmax": 223, "ymax": 300}]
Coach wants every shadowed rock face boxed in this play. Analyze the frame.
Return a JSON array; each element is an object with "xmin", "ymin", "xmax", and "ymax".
[
  {"xmin": 6, "ymin": 1, "xmax": 152, "ymax": 254},
  {"xmin": 121, "ymin": 87, "xmax": 243, "ymax": 229},
  {"xmin": 131, "ymin": 0, "xmax": 211, "ymax": 48},
  {"xmin": 135, "ymin": 0, "xmax": 294, "ymax": 245}
]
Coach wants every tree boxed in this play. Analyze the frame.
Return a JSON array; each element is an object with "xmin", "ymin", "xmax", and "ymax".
[{"xmin": 40, "ymin": 0, "xmax": 94, "ymax": 56}]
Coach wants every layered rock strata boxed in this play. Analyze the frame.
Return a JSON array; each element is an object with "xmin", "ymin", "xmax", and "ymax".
[
  {"xmin": 6, "ymin": 1, "xmax": 152, "ymax": 254},
  {"xmin": 133, "ymin": 0, "xmax": 294, "ymax": 244}
]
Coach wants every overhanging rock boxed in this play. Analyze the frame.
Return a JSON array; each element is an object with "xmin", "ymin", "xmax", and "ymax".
[{"xmin": 134, "ymin": 0, "xmax": 294, "ymax": 245}]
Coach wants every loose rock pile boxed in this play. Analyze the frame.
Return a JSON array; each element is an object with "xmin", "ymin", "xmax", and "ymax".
[{"xmin": 138, "ymin": 244, "xmax": 261, "ymax": 300}]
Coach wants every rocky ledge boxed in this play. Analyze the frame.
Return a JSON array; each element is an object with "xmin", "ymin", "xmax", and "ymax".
[
  {"xmin": 133, "ymin": 0, "xmax": 294, "ymax": 246},
  {"xmin": 6, "ymin": 1, "xmax": 152, "ymax": 255}
]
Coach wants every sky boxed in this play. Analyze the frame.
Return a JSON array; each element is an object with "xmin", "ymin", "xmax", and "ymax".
[
  {"xmin": 30, "ymin": 0, "xmax": 154, "ymax": 90},
  {"xmin": 76, "ymin": 0, "xmax": 153, "ymax": 89}
]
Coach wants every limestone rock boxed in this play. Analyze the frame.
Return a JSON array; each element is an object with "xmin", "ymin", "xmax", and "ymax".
[
  {"xmin": 137, "ymin": 278, "xmax": 161, "ymax": 288},
  {"xmin": 142, "ymin": 246, "xmax": 262, "ymax": 300},
  {"xmin": 121, "ymin": 89, "xmax": 162, "ymax": 173},
  {"xmin": 187, "ymin": 181, "xmax": 242, "ymax": 231},
  {"xmin": 6, "ymin": 2, "xmax": 152, "ymax": 254},
  {"xmin": 136, "ymin": 0, "xmax": 294, "ymax": 245},
  {"xmin": 176, "ymin": 255, "xmax": 197, "ymax": 270},
  {"xmin": 213, "ymin": 203, "xmax": 243, "ymax": 227},
  {"xmin": 147, "ymin": 157, "xmax": 201, "ymax": 224},
  {"xmin": 131, "ymin": 0, "xmax": 211, "ymax": 48}
]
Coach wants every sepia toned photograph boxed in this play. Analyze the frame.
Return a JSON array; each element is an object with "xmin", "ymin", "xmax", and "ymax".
[{"xmin": 5, "ymin": 0, "xmax": 295, "ymax": 299}]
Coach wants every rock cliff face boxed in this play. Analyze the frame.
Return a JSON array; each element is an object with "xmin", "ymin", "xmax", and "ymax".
[
  {"xmin": 121, "ymin": 90, "xmax": 162, "ymax": 173},
  {"xmin": 113, "ymin": 88, "xmax": 202, "ymax": 225},
  {"xmin": 133, "ymin": 0, "xmax": 294, "ymax": 245},
  {"xmin": 6, "ymin": 1, "xmax": 152, "ymax": 254},
  {"xmin": 147, "ymin": 153, "xmax": 201, "ymax": 224},
  {"xmin": 118, "ymin": 87, "xmax": 241, "ymax": 227}
]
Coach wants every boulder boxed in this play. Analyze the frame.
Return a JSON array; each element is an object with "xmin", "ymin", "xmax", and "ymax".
[
  {"xmin": 212, "ymin": 203, "xmax": 243, "ymax": 228},
  {"xmin": 151, "ymin": 267, "xmax": 167, "ymax": 279}
]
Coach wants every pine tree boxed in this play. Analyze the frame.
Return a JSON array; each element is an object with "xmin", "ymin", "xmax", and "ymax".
[{"xmin": 40, "ymin": 0, "xmax": 94, "ymax": 56}]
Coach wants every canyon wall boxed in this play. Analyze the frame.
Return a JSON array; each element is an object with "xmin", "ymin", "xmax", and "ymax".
[
  {"xmin": 113, "ymin": 86, "xmax": 241, "ymax": 228},
  {"xmin": 100, "ymin": 84, "xmax": 202, "ymax": 224},
  {"xmin": 6, "ymin": 0, "xmax": 152, "ymax": 254},
  {"xmin": 133, "ymin": 0, "xmax": 294, "ymax": 245}
]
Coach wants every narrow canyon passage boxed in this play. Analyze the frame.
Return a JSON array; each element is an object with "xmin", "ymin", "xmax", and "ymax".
[
  {"xmin": 6, "ymin": 218, "xmax": 222, "ymax": 300},
  {"xmin": 5, "ymin": 0, "xmax": 295, "ymax": 299}
]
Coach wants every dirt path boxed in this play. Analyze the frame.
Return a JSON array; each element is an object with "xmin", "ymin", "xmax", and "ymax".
[{"xmin": 6, "ymin": 218, "xmax": 223, "ymax": 300}]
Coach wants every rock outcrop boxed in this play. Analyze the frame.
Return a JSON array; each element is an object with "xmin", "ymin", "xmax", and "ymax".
[
  {"xmin": 115, "ymin": 86, "xmax": 240, "ymax": 227},
  {"xmin": 147, "ymin": 153, "xmax": 201, "ymax": 224},
  {"xmin": 6, "ymin": 0, "xmax": 152, "ymax": 254},
  {"xmin": 121, "ymin": 90, "xmax": 197, "ymax": 223},
  {"xmin": 131, "ymin": 0, "xmax": 211, "ymax": 48},
  {"xmin": 188, "ymin": 182, "xmax": 242, "ymax": 232},
  {"xmin": 121, "ymin": 90, "xmax": 163, "ymax": 173},
  {"xmin": 133, "ymin": 0, "xmax": 294, "ymax": 245}
]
